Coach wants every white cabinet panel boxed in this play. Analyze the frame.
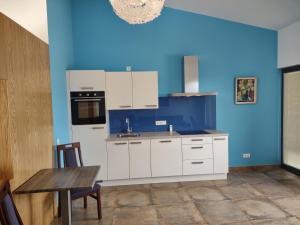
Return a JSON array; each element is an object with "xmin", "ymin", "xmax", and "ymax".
[
  {"xmin": 182, "ymin": 136, "xmax": 212, "ymax": 145},
  {"xmin": 132, "ymin": 71, "xmax": 158, "ymax": 109},
  {"xmin": 213, "ymin": 136, "xmax": 228, "ymax": 174},
  {"xmin": 72, "ymin": 125, "xmax": 108, "ymax": 180},
  {"xmin": 129, "ymin": 140, "xmax": 151, "ymax": 179},
  {"xmin": 183, "ymin": 159, "xmax": 213, "ymax": 175},
  {"xmin": 107, "ymin": 141, "xmax": 129, "ymax": 180},
  {"xmin": 68, "ymin": 70, "xmax": 106, "ymax": 91},
  {"xmin": 182, "ymin": 144, "xmax": 213, "ymax": 160},
  {"xmin": 106, "ymin": 72, "xmax": 132, "ymax": 110},
  {"xmin": 151, "ymin": 138, "xmax": 182, "ymax": 177}
]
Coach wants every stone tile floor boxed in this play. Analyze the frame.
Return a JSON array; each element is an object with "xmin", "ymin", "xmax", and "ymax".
[{"xmin": 52, "ymin": 167, "xmax": 300, "ymax": 225}]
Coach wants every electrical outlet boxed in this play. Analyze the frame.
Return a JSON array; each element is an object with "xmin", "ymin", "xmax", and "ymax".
[
  {"xmin": 126, "ymin": 66, "xmax": 132, "ymax": 71},
  {"xmin": 243, "ymin": 153, "xmax": 251, "ymax": 159},
  {"xmin": 155, "ymin": 120, "xmax": 167, "ymax": 126}
]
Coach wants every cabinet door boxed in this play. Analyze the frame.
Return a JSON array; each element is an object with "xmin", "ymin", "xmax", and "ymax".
[
  {"xmin": 151, "ymin": 138, "xmax": 182, "ymax": 177},
  {"xmin": 106, "ymin": 72, "xmax": 132, "ymax": 110},
  {"xmin": 213, "ymin": 136, "xmax": 229, "ymax": 174},
  {"xmin": 68, "ymin": 70, "xmax": 106, "ymax": 91},
  {"xmin": 132, "ymin": 71, "xmax": 158, "ymax": 109},
  {"xmin": 72, "ymin": 125, "xmax": 108, "ymax": 180},
  {"xmin": 129, "ymin": 140, "xmax": 151, "ymax": 179},
  {"xmin": 107, "ymin": 141, "xmax": 129, "ymax": 180}
]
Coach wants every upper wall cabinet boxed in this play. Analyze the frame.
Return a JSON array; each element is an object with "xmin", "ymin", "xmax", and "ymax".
[
  {"xmin": 132, "ymin": 71, "xmax": 158, "ymax": 109},
  {"xmin": 106, "ymin": 72, "xmax": 133, "ymax": 110},
  {"xmin": 106, "ymin": 71, "xmax": 159, "ymax": 110},
  {"xmin": 68, "ymin": 70, "xmax": 106, "ymax": 91}
]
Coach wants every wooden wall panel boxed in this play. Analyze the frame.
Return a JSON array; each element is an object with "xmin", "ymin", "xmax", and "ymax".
[{"xmin": 0, "ymin": 12, "xmax": 54, "ymax": 225}]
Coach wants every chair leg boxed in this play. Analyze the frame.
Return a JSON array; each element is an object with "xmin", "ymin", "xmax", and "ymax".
[
  {"xmin": 96, "ymin": 189, "xmax": 102, "ymax": 220},
  {"xmin": 84, "ymin": 196, "xmax": 87, "ymax": 208},
  {"xmin": 58, "ymin": 192, "xmax": 61, "ymax": 217}
]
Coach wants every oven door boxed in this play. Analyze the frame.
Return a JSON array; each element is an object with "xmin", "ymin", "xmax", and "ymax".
[{"xmin": 71, "ymin": 97, "xmax": 106, "ymax": 125}]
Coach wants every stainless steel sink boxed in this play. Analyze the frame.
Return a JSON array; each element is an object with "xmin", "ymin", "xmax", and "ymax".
[{"xmin": 117, "ymin": 133, "xmax": 141, "ymax": 138}]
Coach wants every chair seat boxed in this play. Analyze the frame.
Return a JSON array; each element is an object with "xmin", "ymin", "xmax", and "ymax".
[{"xmin": 71, "ymin": 183, "xmax": 101, "ymax": 200}]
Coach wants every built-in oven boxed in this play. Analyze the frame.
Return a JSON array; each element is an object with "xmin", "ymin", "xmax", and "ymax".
[{"xmin": 71, "ymin": 91, "xmax": 106, "ymax": 125}]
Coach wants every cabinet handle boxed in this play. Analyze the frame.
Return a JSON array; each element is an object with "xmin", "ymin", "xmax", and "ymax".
[
  {"xmin": 191, "ymin": 161, "xmax": 204, "ymax": 165},
  {"xmin": 214, "ymin": 138, "xmax": 226, "ymax": 141},
  {"xmin": 191, "ymin": 146, "xmax": 203, "ymax": 149},
  {"xmin": 191, "ymin": 139, "xmax": 203, "ymax": 141},
  {"xmin": 119, "ymin": 105, "xmax": 131, "ymax": 108},
  {"xmin": 145, "ymin": 104, "xmax": 157, "ymax": 107},
  {"xmin": 114, "ymin": 142, "xmax": 127, "ymax": 145},
  {"xmin": 130, "ymin": 142, "xmax": 142, "ymax": 145},
  {"xmin": 160, "ymin": 140, "xmax": 172, "ymax": 143},
  {"xmin": 80, "ymin": 87, "xmax": 94, "ymax": 90},
  {"xmin": 92, "ymin": 127, "xmax": 104, "ymax": 130}
]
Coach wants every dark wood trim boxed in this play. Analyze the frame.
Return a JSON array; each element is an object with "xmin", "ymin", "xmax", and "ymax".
[
  {"xmin": 281, "ymin": 164, "xmax": 300, "ymax": 176},
  {"xmin": 229, "ymin": 165, "xmax": 281, "ymax": 173},
  {"xmin": 282, "ymin": 64, "xmax": 300, "ymax": 74}
]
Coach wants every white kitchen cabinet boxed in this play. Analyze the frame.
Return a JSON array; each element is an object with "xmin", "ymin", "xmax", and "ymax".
[
  {"xmin": 129, "ymin": 140, "xmax": 151, "ymax": 179},
  {"xmin": 132, "ymin": 71, "xmax": 158, "ymax": 109},
  {"xmin": 183, "ymin": 159, "xmax": 213, "ymax": 175},
  {"xmin": 106, "ymin": 72, "xmax": 132, "ymax": 110},
  {"xmin": 182, "ymin": 144, "xmax": 213, "ymax": 160},
  {"xmin": 68, "ymin": 70, "xmax": 106, "ymax": 91},
  {"xmin": 151, "ymin": 138, "xmax": 182, "ymax": 177},
  {"xmin": 72, "ymin": 125, "xmax": 108, "ymax": 180},
  {"xmin": 213, "ymin": 136, "xmax": 229, "ymax": 174},
  {"xmin": 107, "ymin": 141, "xmax": 130, "ymax": 180}
]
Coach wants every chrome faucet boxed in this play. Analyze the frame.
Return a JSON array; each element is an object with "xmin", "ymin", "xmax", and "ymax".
[{"xmin": 125, "ymin": 117, "xmax": 132, "ymax": 133}]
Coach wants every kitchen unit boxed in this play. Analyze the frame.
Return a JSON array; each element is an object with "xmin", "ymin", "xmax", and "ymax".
[
  {"xmin": 106, "ymin": 71, "xmax": 158, "ymax": 110},
  {"xmin": 105, "ymin": 131, "xmax": 228, "ymax": 186}
]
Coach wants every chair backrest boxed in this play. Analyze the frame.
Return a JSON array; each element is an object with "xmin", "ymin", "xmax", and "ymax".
[
  {"xmin": 0, "ymin": 181, "xmax": 23, "ymax": 225},
  {"xmin": 56, "ymin": 142, "xmax": 84, "ymax": 168}
]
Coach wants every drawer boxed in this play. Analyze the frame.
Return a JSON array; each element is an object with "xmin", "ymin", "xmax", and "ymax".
[
  {"xmin": 182, "ymin": 144, "xmax": 213, "ymax": 160},
  {"xmin": 182, "ymin": 136, "xmax": 212, "ymax": 145},
  {"xmin": 183, "ymin": 159, "xmax": 213, "ymax": 175}
]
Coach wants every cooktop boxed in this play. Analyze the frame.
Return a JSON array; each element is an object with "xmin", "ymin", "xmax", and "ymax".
[{"xmin": 177, "ymin": 130, "xmax": 210, "ymax": 135}]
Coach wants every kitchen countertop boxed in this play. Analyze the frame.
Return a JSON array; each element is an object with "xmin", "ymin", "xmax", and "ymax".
[{"xmin": 106, "ymin": 130, "xmax": 228, "ymax": 142}]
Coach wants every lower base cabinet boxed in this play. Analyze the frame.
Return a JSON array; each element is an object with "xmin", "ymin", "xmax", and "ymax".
[
  {"xmin": 107, "ymin": 141, "xmax": 129, "ymax": 180},
  {"xmin": 151, "ymin": 138, "xmax": 182, "ymax": 177},
  {"xmin": 183, "ymin": 159, "xmax": 213, "ymax": 175}
]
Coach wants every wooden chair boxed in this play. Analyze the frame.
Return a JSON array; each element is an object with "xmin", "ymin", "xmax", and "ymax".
[
  {"xmin": 56, "ymin": 142, "xmax": 102, "ymax": 220},
  {"xmin": 0, "ymin": 180, "xmax": 24, "ymax": 225}
]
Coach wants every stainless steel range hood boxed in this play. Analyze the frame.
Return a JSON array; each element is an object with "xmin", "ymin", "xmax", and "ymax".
[{"xmin": 170, "ymin": 56, "xmax": 217, "ymax": 97}]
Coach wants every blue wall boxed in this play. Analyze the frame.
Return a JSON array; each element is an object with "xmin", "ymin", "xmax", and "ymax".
[
  {"xmin": 69, "ymin": 0, "xmax": 281, "ymax": 167},
  {"xmin": 109, "ymin": 96, "xmax": 216, "ymax": 133},
  {"xmin": 47, "ymin": 0, "xmax": 74, "ymax": 144}
]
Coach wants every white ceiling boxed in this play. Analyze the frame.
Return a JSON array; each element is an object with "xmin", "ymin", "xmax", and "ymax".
[{"xmin": 165, "ymin": 0, "xmax": 300, "ymax": 30}]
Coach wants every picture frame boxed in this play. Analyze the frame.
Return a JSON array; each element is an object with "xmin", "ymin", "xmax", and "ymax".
[{"xmin": 235, "ymin": 77, "xmax": 257, "ymax": 104}]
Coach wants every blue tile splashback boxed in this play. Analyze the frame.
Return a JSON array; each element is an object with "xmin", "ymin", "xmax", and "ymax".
[{"xmin": 109, "ymin": 96, "xmax": 216, "ymax": 133}]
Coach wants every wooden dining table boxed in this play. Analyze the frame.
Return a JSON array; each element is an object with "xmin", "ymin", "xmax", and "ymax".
[{"xmin": 14, "ymin": 166, "xmax": 100, "ymax": 225}]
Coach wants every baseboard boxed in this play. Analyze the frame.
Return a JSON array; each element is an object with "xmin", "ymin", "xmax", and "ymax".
[{"xmin": 229, "ymin": 165, "xmax": 281, "ymax": 173}]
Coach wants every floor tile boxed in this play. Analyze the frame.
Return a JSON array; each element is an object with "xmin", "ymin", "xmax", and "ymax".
[
  {"xmin": 185, "ymin": 186, "xmax": 226, "ymax": 201},
  {"xmin": 252, "ymin": 217, "xmax": 300, "ymax": 225},
  {"xmin": 116, "ymin": 190, "xmax": 151, "ymax": 207},
  {"xmin": 156, "ymin": 202, "xmax": 205, "ymax": 225},
  {"xmin": 112, "ymin": 206, "xmax": 159, "ymax": 225},
  {"xmin": 151, "ymin": 182, "xmax": 181, "ymax": 189},
  {"xmin": 264, "ymin": 169, "xmax": 299, "ymax": 181},
  {"xmin": 218, "ymin": 183, "xmax": 263, "ymax": 200},
  {"xmin": 238, "ymin": 172, "xmax": 275, "ymax": 184},
  {"xmin": 213, "ymin": 173, "xmax": 245, "ymax": 187},
  {"xmin": 236, "ymin": 199, "xmax": 287, "ymax": 220},
  {"xmin": 271, "ymin": 196, "xmax": 300, "ymax": 217},
  {"xmin": 253, "ymin": 181, "xmax": 294, "ymax": 198},
  {"xmin": 276, "ymin": 179, "xmax": 300, "ymax": 194},
  {"xmin": 151, "ymin": 188, "xmax": 190, "ymax": 205},
  {"xmin": 195, "ymin": 200, "xmax": 249, "ymax": 225}
]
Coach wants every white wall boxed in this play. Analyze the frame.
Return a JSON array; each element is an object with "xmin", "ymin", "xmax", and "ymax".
[
  {"xmin": 278, "ymin": 20, "xmax": 300, "ymax": 68},
  {"xmin": 0, "ymin": 0, "xmax": 48, "ymax": 43}
]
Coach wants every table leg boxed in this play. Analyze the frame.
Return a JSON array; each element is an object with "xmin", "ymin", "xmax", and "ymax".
[{"xmin": 61, "ymin": 190, "xmax": 72, "ymax": 225}]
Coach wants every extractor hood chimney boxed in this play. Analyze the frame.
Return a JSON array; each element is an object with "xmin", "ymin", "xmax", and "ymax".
[{"xmin": 170, "ymin": 56, "xmax": 217, "ymax": 97}]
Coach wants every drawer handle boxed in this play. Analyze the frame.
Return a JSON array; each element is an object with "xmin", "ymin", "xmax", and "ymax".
[
  {"xmin": 191, "ymin": 161, "xmax": 204, "ymax": 165},
  {"xmin": 92, "ymin": 127, "xmax": 104, "ymax": 130},
  {"xmin": 114, "ymin": 142, "xmax": 127, "ymax": 145},
  {"xmin": 80, "ymin": 87, "xmax": 94, "ymax": 90},
  {"xmin": 119, "ymin": 105, "xmax": 131, "ymax": 108},
  {"xmin": 145, "ymin": 104, "xmax": 157, "ymax": 107},
  {"xmin": 214, "ymin": 138, "xmax": 226, "ymax": 141},
  {"xmin": 191, "ymin": 139, "xmax": 203, "ymax": 141},
  {"xmin": 130, "ymin": 142, "xmax": 142, "ymax": 145},
  {"xmin": 191, "ymin": 146, "xmax": 204, "ymax": 149},
  {"xmin": 160, "ymin": 140, "xmax": 172, "ymax": 143}
]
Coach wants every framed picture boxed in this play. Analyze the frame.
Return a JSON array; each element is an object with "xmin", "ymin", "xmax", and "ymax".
[{"xmin": 235, "ymin": 77, "xmax": 257, "ymax": 104}]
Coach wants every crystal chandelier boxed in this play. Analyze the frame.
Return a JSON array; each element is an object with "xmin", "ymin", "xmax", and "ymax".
[{"xmin": 109, "ymin": 0, "xmax": 165, "ymax": 24}]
